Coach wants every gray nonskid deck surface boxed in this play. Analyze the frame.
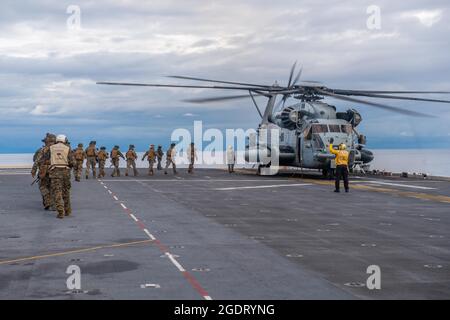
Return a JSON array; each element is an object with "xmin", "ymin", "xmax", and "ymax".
[{"xmin": 0, "ymin": 168, "xmax": 449, "ymax": 299}]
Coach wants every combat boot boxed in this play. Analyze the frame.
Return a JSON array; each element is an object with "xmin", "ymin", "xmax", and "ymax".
[
  {"xmin": 65, "ymin": 208, "xmax": 72, "ymax": 216},
  {"xmin": 57, "ymin": 212, "xmax": 64, "ymax": 219}
]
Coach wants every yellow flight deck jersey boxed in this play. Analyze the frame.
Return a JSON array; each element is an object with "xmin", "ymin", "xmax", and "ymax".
[{"xmin": 329, "ymin": 144, "xmax": 349, "ymax": 166}]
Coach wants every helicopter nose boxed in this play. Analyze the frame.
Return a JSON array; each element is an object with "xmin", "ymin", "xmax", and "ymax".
[{"xmin": 360, "ymin": 149, "xmax": 374, "ymax": 163}]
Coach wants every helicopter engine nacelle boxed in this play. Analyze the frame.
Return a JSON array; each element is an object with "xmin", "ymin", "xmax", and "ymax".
[
  {"xmin": 278, "ymin": 106, "xmax": 299, "ymax": 129},
  {"xmin": 336, "ymin": 109, "xmax": 362, "ymax": 127}
]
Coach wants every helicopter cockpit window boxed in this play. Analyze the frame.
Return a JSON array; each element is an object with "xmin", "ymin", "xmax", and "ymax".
[
  {"xmin": 312, "ymin": 124, "xmax": 328, "ymax": 134},
  {"xmin": 312, "ymin": 134, "xmax": 325, "ymax": 149},
  {"xmin": 328, "ymin": 125, "xmax": 341, "ymax": 133},
  {"xmin": 303, "ymin": 126, "xmax": 312, "ymax": 140},
  {"xmin": 341, "ymin": 124, "xmax": 352, "ymax": 134}
]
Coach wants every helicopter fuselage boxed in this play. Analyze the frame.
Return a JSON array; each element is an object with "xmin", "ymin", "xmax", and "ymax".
[{"xmin": 246, "ymin": 100, "xmax": 374, "ymax": 173}]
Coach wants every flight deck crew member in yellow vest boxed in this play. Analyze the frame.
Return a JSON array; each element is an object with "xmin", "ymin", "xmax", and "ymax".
[
  {"xmin": 329, "ymin": 138, "xmax": 350, "ymax": 193},
  {"xmin": 85, "ymin": 141, "xmax": 98, "ymax": 179},
  {"xmin": 47, "ymin": 134, "xmax": 74, "ymax": 219}
]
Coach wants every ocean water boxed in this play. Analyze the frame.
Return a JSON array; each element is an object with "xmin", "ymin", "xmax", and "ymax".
[{"xmin": 1, "ymin": 149, "xmax": 449, "ymax": 177}]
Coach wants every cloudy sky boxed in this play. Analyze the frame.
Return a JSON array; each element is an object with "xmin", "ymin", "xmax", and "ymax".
[{"xmin": 0, "ymin": 0, "xmax": 449, "ymax": 152}]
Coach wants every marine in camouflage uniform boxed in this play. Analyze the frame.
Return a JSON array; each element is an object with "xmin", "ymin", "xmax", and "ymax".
[
  {"xmin": 85, "ymin": 141, "xmax": 98, "ymax": 179},
  {"xmin": 43, "ymin": 135, "xmax": 74, "ymax": 218},
  {"xmin": 125, "ymin": 145, "xmax": 138, "ymax": 177},
  {"xmin": 142, "ymin": 144, "xmax": 156, "ymax": 176},
  {"xmin": 97, "ymin": 146, "xmax": 109, "ymax": 178},
  {"xmin": 164, "ymin": 143, "xmax": 177, "ymax": 175},
  {"xmin": 72, "ymin": 143, "xmax": 86, "ymax": 182},
  {"xmin": 110, "ymin": 145, "xmax": 125, "ymax": 177},
  {"xmin": 187, "ymin": 142, "xmax": 198, "ymax": 174},
  {"xmin": 156, "ymin": 145, "xmax": 164, "ymax": 170},
  {"xmin": 31, "ymin": 133, "xmax": 56, "ymax": 210}
]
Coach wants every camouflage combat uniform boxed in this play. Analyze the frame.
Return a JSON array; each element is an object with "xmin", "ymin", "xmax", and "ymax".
[
  {"xmin": 44, "ymin": 141, "xmax": 74, "ymax": 218},
  {"xmin": 85, "ymin": 142, "xmax": 98, "ymax": 179},
  {"xmin": 142, "ymin": 145, "xmax": 156, "ymax": 176},
  {"xmin": 164, "ymin": 145, "xmax": 177, "ymax": 175},
  {"xmin": 125, "ymin": 146, "xmax": 138, "ymax": 177},
  {"xmin": 97, "ymin": 147, "xmax": 109, "ymax": 178},
  {"xmin": 156, "ymin": 146, "xmax": 164, "ymax": 170},
  {"xmin": 31, "ymin": 135, "xmax": 56, "ymax": 210},
  {"xmin": 110, "ymin": 146, "xmax": 125, "ymax": 177},
  {"xmin": 73, "ymin": 144, "xmax": 86, "ymax": 182},
  {"xmin": 187, "ymin": 143, "xmax": 198, "ymax": 174}
]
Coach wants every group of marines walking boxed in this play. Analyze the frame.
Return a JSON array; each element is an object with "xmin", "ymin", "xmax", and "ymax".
[{"xmin": 31, "ymin": 134, "xmax": 204, "ymax": 219}]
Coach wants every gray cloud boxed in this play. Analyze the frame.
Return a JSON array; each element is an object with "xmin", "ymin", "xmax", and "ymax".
[{"xmin": 0, "ymin": 0, "xmax": 449, "ymax": 152}]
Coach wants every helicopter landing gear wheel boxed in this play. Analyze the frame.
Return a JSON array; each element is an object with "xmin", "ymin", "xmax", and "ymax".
[{"xmin": 257, "ymin": 163, "xmax": 271, "ymax": 175}]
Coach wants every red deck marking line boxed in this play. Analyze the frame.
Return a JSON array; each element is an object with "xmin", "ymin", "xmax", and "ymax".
[
  {"xmin": 137, "ymin": 221, "xmax": 147, "ymax": 230},
  {"xmin": 100, "ymin": 182, "xmax": 212, "ymax": 300},
  {"xmin": 183, "ymin": 271, "xmax": 211, "ymax": 298}
]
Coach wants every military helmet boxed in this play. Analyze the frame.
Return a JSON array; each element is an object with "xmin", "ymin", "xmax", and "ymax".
[
  {"xmin": 41, "ymin": 133, "xmax": 50, "ymax": 142},
  {"xmin": 78, "ymin": 143, "xmax": 83, "ymax": 148},
  {"xmin": 114, "ymin": 145, "xmax": 119, "ymax": 149},
  {"xmin": 170, "ymin": 143, "xmax": 176, "ymax": 147},
  {"xmin": 56, "ymin": 134, "xmax": 67, "ymax": 143},
  {"xmin": 46, "ymin": 134, "xmax": 56, "ymax": 144},
  {"xmin": 89, "ymin": 140, "xmax": 96, "ymax": 145},
  {"xmin": 100, "ymin": 146, "xmax": 106, "ymax": 150},
  {"xmin": 129, "ymin": 144, "xmax": 135, "ymax": 149}
]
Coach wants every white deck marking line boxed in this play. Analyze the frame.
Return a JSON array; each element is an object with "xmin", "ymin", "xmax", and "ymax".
[
  {"xmin": 108, "ymin": 190, "xmax": 112, "ymax": 194},
  {"xmin": 215, "ymin": 183, "xmax": 312, "ymax": 191},
  {"xmin": 165, "ymin": 252, "xmax": 186, "ymax": 272},
  {"xmin": 105, "ymin": 179, "xmax": 292, "ymax": 182},
  {"xmin": 143, "ymin": 229, "xmax": 156, "ymax": 240},
  {"xmin": 356, "ymin": 181, "xmax": 436, "ymax": 190},
  {"xmin": 103, "ymin": 185, "xmax": 108, "ymax": 189},
  {"xmin": 101, "ymin": 181, "xmax": 212, "ymax": 300},
  {"xmin": 113, "ymin": 196, "xmax": 119, "ymax": 201}
]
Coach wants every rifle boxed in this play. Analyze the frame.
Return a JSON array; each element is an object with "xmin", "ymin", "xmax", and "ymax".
[{"xmin": 31, "ymin": 176, "xmax": 40, "ymax": 186}]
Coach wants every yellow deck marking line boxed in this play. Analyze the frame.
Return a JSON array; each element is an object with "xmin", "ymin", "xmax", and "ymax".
[
  {"xmin": 296, "ymin": 178, "xmax": 450, "ymax": 204},
  {"xmin": 0, "ymin": 239, "xmax": 153, "ymax": 266}
]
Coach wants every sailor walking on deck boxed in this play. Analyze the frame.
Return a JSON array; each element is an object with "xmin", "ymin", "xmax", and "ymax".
[{"xmin": 329, "ymin": 138, "xmax": 350, "ymax": 193}]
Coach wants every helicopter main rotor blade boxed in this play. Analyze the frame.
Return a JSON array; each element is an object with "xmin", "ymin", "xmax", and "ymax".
[
  {"xmin": 332, "ymin": 89, "xmax": 450, "ymax": 95},
  {"xmin": 287, "ymin": 61, "xmax": 297, "ymax": 88},
  {"xmin": 167, "ymin": 76, "xmax": 272, "ymax": 88},
  {"xmin": 292, "ymin": 65, "xmax": 303, "ymax": 87},
  {"xmin": 182, "ymin": 93, "xmax": 262, "ymax": 103},
  {"xmin": 315, "ymin": 88, "xmax": 434, "ymax": 118},
  {"xmin": 96, "ymin": 81, "xmax": 270, "ymax": 91},
  {"xmin": 327, "ymin": 91, "xmax": 450, "ymax": 104}
]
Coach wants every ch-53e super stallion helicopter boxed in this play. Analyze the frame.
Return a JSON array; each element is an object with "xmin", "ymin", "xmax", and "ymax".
[{"xmin": 97, "ymin": 63, "xmax": 450, "ymax": 176}]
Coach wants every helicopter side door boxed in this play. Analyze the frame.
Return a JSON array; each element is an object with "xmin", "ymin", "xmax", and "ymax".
[{"xmin": 299, "ymin": 125, "xmax": 314, "ymax": 167}]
